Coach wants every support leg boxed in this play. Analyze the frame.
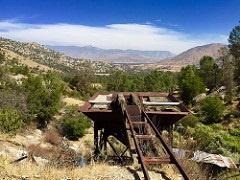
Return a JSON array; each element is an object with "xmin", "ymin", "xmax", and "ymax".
[{"xmin": 94, "ymin": 123, "xmax": 99, "ymax": 157}]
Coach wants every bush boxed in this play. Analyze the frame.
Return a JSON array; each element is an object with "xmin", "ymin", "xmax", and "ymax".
[
  {"xmin": 229, "ymin": 128, "xmax": 240, "ymax": 136},
  {"xmin": 178, "ymin": 65, "xmax": 206, "ymax": 105},
  {"xmin": 0, "ymin": 90, "xmax": 30, "ymax": 123},
  {"xmin": 44, "ymin": 130, "xmax": 62, "ymax": 145},
  {"xmin": 23, "ymin": 71, "xmax": 64, "ymax": 125},
  {"xmin": 10, "ymin": 65, "xmax": 29, "ymax": 75},
  {"xmin": 0, "ymin": 51, "xmax": 5, "ymax": 64},
  {"xmin": 60, "ymin": 105, "xmax": 91, "ymax": 140},
  {"xmin": 200, "ymin": 96, "xmax": 224, "ymax": 123},
  {"xmin": 0, "ymin": 106, "xmax": 22, "ymax": 134},
  {"xmin": 193, "ymin": 123, "xmax": 240, "ymax": 158},
  {"xmin": 179, "ymin": 114, "xmax": 199, "ymax": 128}
]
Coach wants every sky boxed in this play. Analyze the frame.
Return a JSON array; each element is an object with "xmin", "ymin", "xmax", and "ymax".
[{"xmin": 0, "ymin": 0, "xmax": 239, "ymax": 54}]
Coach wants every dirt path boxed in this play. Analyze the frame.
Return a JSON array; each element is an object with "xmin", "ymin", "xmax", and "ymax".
[{"xmin": 62, "ymin": 97, "xmax": 85, "ymax": 106}]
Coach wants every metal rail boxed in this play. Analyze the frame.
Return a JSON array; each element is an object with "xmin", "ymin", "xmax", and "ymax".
[{"xmin": 118, "ymin": 93, "xmax": 190, "ymax": 180}]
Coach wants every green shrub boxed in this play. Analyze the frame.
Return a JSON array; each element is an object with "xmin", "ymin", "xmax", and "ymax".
[
  {"xmin": 179, "ymin": 114, "xmax": 199, "ymax": 128},
  {"xmin": 200, "ymin": 96, "xmax": 224, "ymax": 123},
  {"xmin": 10, "ymin": 65, "xmax": 29, "ymax": 75},
  {"xmin": 229, "ymin": 128, "xmax": 240, "ymax": 136},
  {"xmin": 193, "ymin": 123, "xmax": 240, "ymax": 157},
  {"xmin": 67, "ymin": 89, "xmax": 81, "ymax": 99},
  {"xmin": 0, "ymin": 90, "xmax": 30, "ymax": 123},
  {"xmin": 178, "ymin": 65, "xmax": 206, "ymax": 105},
  {"xmin": 0, "ymin": 106, "xmax": 22, "ymax": 134},
  {"xmin": 23, "ymin": 71, "xmax": 64, "ymax": 125},
  {"xmin": 0, "ymin": 51, "xmax": 5, "ymax": 64},
  {"xmin": 60, "ymin": 105, "xmax": 91, "ymax": 140}
]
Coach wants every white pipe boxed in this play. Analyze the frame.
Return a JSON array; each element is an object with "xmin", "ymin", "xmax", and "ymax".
[
  {"xmin": 89, "ymin": 100, "xmax": 112, "ymax": 104},
  {"xmin": 143, "ymin": 102, "xmax": 180, "ymax": 106}
]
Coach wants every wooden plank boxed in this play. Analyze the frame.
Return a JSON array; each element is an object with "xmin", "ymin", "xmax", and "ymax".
[{"xmin": 143, "ymin": 156, "xmax": 171, "ymax": 164}]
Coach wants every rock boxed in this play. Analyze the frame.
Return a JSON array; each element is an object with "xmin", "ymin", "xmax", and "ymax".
[
  {"xmin": 33, "ymin": 156, "xmax": 48, "ymax": 166},
  {"xmin": 193, "ymin": 93, "xmax": 206, "ymax": 104}
]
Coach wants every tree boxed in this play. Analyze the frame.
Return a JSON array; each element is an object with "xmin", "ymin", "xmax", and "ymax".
[
  {"xmin": 143, "ymin": 70, "xmax": 175, "ymax": 93},
  {"xmin": 228, "ymin": 24, "xmax": 240, "ymax": 85},
  {"xmin": 60, "ymin": 105, "xmax": 91, "ymax": 140},
  {"xmin": 229, "ymin": 25, "xmax": 240, "ymax": 59},
  {"xmin": 218, "ymin": 47, "xmax": 235, "ymax": 102},
  {"xmin": 0, "ymin": 106, "xmax": 22, "ymax": 134},
  {"xmin": 0, "ymin": 50, "xmax": 5, "ymax": 64},
  {"xmin": 106, "ymin": 71, "xmax": 133, "ymax": 92},
  {"xmin": 0, "ymin": 51, "xmax": 6, "ymax": 81},
  {"xmin": 200, "ymin": 96, "xmax": 224, "ymax": 123},
  {"xmin": 69, "ymin": 69, "xmax": 95, "ymax": 96},
  {"xmin": 178, "ymin": 65, "xmax": 206, "ymax": 105},
  {"xmin": 23, "ymin": 71, "xmax": 63, "ymax": 126},
  {"xmin": 198, "ymin": 56, "xmax": 221, "ymax": 90}
]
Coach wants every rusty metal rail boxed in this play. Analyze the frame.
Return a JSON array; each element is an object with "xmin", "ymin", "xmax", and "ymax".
[{"xmin": 118, "ymin": 93, "xmax": 190, "ymax": 180}]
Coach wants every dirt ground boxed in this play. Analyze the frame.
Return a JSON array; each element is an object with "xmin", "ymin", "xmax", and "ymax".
[{"xmin": 0, "ymin": 129, "xmax": 183, "ymax": 180}]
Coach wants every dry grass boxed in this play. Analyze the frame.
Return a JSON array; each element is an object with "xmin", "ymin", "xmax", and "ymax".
[
  {"xmin": 62, "ymin": 97, "xmax": 85, "ymax": 106},
  {"xmin": 43, "ymin": 130, "xmax": 62, "ymax": 146},
  {"xmin": 27, "ymin": 144, "xmax": 60, "ymax": 159},
  {"xmin": 1, "ymin": 47, "xmax": 52, "ymax": 72},
  {"xmin": 0, "ymin": 162, "xmax": 141, "ymax": 179},
  {"xmin": 0, "ymin": 129, "xmax": 188, "ymax": 180}
]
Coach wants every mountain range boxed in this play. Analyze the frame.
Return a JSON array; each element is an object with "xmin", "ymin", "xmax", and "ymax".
[
  {"xmin": 0, "ymin": 37, "xmax": 227, "ymax": 73},
  {"xmin": 46, "ymin": 45, "xmax": 174, "ymax": 64},
  {"xmin": 46, "ymin": 43, "xmax": 226, "ymax": 66}
]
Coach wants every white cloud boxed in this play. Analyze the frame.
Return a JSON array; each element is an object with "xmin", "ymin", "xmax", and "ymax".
[{"xmin": 0, "ymin": 21, "xmax": 228, "ymax": 54}]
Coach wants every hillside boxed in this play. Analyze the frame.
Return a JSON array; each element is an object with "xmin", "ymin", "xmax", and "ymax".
[
  {"xmin": 0, "ymin": 38, "xmax": 228, "ymax": 73},
  {"xmin": 158, "ymin": 43, "xmax": 226, "ymax": 66},
  {"xmin": 0, "ymin": 37, "xmax": 112, "ymax": 74},
  {"xmin": 46, "ymin": 45, "xmax": 174, "ymax": 64}
]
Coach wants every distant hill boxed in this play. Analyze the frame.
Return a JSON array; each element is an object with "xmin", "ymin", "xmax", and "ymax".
[
  {"xmin": 46, "ymin": 45, "xmax": 174, "ymax": 63},
  {"xmin": 0, "ymin": 37, "xmax": 112, "ymax": 74},
  {"xmin": 0, "ymin": 37, "xmax": 228, "ymax": 73},
  {"xmin": 158, "ymin": 43, "xmax": 226, "ymax": 66}
]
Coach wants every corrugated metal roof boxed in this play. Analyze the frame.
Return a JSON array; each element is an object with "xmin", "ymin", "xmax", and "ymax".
[
  {"xmin": 191, "ymin": 150, "xmax": 237, "ymax": 169},
  {"xmin": 90, "ymin": 94, "xmax": 112, "ymax": 109}
]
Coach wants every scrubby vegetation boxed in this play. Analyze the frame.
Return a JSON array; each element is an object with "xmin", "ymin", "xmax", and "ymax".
[
  {"xmin": 0, "ymin": 23, "xmax": 240, "ymax": 179},
  {"xmin": 200, "ymin": 96, "xmax": 225, "ymax": 123},
  {"xmin": 0, "ymin": 52, "xmax": 91, "ymax": 135},
  {"xmin": 60, "ymin": 105, "xmax": 91, "ymax": 140}
]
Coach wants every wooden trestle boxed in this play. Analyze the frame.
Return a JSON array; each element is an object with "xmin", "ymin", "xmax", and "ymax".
[
  {"xmin": 118, "ymin": 93, "xmax": 190, "ymax": 180},
  {"xmin": 80, "ymin": 92, "xmax": 190, "ymax": 179}
]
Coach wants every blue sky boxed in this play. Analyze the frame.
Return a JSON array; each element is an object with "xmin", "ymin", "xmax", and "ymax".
[{"xmin": 0, "ymin": 0, "xmax": 239, "ymax": 54}]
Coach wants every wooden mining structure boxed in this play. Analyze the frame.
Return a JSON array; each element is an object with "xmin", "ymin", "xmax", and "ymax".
[{"xmin": 80, "ymin": 92, "xmax": 190, "ymax": 179}]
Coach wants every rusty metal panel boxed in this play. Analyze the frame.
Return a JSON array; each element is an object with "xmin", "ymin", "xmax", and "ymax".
[{"xmin": 191, "ymin": 150, "xmax": 237, "ymax": 169}]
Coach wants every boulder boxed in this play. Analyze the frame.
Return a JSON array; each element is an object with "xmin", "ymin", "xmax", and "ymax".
[{"xmin": 193, "ymin": 93, "xmax": 206, "ymax": 104}]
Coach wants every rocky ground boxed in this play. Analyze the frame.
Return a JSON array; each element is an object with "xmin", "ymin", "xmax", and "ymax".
[
  {"xmin": 0, "ymin": 128, "xmax": 183, "ymax": 180},
  {"xmin": 0, "ymin": 96, "xmax": 183, "ymax": 180}
]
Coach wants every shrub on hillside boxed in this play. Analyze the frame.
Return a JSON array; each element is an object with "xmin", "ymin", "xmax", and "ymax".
[
  {"xmin": 200, "ymin": 96, "xmax": 224, "ymax": 123},
  {"xmin": 0, "ymin": 90, "xmax": 30, "ymax": 123},
  {"xmin": 178, "ymin": 65, "xmax": 206, "ymax": 105},
  {"xmin": 0, "ymin": 106, "xmax": 22, "ymax": 134},
  {"xmin": 60, "ymin": 105, "xmax": 91, "ymax": 140},
  {"xmin": 23, "ymin": 71, "xmax": 64, "ymax": 126},
  {"xmin": 179, "ymin": 114, "xmax": 199, "ymax": 128},
  {"xmin": 193, "ymin": 123, "xmax": 240, "ymax": 161},
  {"xmin": 0, "ymin": 51, "xmax": 5, "ymax": 64},
  {"xmin": 44, "ymin": 130, "xmax": 62, "ymax": 146},
  {"xmin": 10, "ymin": 65, "xmax": 30, "ymax": 75}
]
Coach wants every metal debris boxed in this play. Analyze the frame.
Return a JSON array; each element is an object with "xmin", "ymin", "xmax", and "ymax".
[{"xmin": 191, "ymin": 150, "xmax": 237, "ymax": 169}]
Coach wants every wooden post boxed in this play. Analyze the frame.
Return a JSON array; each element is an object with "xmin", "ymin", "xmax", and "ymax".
[
  {"xmin": 94, "ymin": 123, "xmax": 99, "ymax": 156},
  {"xmin": 168, "ymin": 124, "xmax": 173, "ymax": 148}
]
